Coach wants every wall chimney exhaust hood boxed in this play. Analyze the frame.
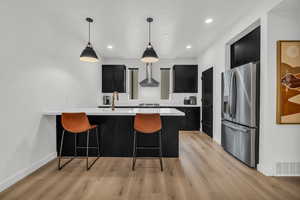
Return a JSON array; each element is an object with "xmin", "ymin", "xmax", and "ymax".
[{"xmin": 139, "ymin": 63, "xmax": 159, "ymax": 87}]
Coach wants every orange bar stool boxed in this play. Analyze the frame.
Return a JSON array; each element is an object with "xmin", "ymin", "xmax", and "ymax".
[
  {"xmin": 58, "ymin": 112, "xmax": 100, "ymax": 170},
  {"xmin": 132, "ymin": 113, "xmax": 163, "ymax": 171}
]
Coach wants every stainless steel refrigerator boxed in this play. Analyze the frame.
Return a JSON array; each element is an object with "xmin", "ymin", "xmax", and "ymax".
[{"xmin": 221, "ymin": 62, "xmax": 259, "ymax": 168}]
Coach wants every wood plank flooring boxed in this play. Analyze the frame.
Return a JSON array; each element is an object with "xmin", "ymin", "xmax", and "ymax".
[{"xmin": 1, "ymin": 132, "xmax": 300, "ymax": 200}]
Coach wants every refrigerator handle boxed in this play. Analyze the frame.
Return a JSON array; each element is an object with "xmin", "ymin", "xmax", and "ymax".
[
  {"xmin": 229, "ymin": 72, "xmax": 236, "ymax": 117},
  {"xmin": 228, "ymin": 72, "xmax": 232, "ymax": 117},
  {"xmin": 223, "ymin": 121, "xmax": 249, "ymax": 133},
  {"xmin": 231, "ymin": 72, "xmax": 237, "ymax": 118}
]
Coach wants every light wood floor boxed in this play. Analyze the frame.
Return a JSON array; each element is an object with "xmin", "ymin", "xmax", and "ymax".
[{"xmin": 1, "ymin": 132, "xmax": 300, "ymax": 200}]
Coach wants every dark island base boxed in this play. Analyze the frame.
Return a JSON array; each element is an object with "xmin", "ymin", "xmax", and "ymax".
[{"xmin": 56, "ymin": 116, "xmax": 182, "ymax": 157}]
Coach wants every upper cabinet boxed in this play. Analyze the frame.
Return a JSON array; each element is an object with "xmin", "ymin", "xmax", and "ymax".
[
  {"xmin": 102, "ymin": 65, "xmax": 126, "ymax": 93},
  {"xmin": 230, "ymin": 26, "xmax": 260, "ymax": 68},
  {"xmin": 173, "ymin": 65, "xmax": 198, "ymax": 93}
]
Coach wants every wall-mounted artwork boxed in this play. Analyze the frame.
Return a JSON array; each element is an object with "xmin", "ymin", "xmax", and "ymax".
[{"xmin": 277, "ymin": 41, "xmax": 300, "ymax": 124}]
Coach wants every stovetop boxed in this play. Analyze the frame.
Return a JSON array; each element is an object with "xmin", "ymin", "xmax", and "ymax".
[{"xmin": 138, "ymin": 103, "xmax": 160, "ymax": 107}]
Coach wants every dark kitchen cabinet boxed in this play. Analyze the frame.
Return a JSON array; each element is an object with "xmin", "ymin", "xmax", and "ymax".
[
  {"xmin": 98, "ymin": 105, "xmax": 201, "ymax": 131},
  {"xmin": 175, "ymin": 107, "xmax": 200, "ymax": 131},
  {"xmin": 102, "ymin": 65, "xmax": 126, "ymax": 93},
  {"xmin": 231, "ymin": 26, "xmax": 260, "ymax": 69},
  {"xmin": 202, "ymin": 67, "xmax": 213, "ymax": 138},
  {"xmin": 173, "ymin": 65, "xmax": 198, "ymax": 93}
]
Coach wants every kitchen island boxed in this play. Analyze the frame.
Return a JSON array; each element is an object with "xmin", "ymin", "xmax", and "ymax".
[{"xmin": 44, "ymin": 107, "xmax": 185, "ymax": 157}]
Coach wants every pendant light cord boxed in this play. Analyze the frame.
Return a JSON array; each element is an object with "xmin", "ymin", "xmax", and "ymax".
[
  {"xmin": 148, "ymin": 21, "xmax": 151, "ymax": 44},
  {"xmin": 88, "ymin": 22, "xmax": 91, "ymax": 44}
]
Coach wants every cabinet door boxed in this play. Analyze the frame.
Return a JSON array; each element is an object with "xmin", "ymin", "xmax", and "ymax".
[
  {"xmin": 173, "ymin": 65, "xmax": 198, "ymax": 93},
  {"xmin": 102, "ymin": 65, "xmax": 126, "ymax": 93},
  {"xmin": 175, "ymin": 107, "xmax": 200, "ymax": 131},
  {"xmin": 102, "ymin": 67, "xmax": 114, "ymax": 93},
  {"xmin": 173, "ymin": 68, "xmax": 186, "ymax": 93},
  {"xmin": 175, "ymin": 107, "xmax": 187, "ymax": 130},
  {"xmin": 186, "ymin": 108, "xmax": 200, "ymax": 130},
  {"xmin": 113, "ymin": 66, "xmax": 126, "ymax": 93}
]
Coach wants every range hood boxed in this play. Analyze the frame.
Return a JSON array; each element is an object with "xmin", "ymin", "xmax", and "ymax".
[{"xmin": 139, "ymin": 63, "xmax": 159, "ymax": 87}]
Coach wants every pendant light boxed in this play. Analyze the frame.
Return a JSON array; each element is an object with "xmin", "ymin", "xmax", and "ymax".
[
  {"xmin": 80, "ymin": 17, "xmax": 99, "ymax": 63},
  {"xmin": 141, "ymin": 17, "xmax": 159, "ymax": 63}
]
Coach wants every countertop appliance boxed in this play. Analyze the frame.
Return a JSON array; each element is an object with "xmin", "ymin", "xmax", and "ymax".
[
  {"xmin": 183, "ymin": 96, "xmax": 197, "ymax": 105},
  {"xmin": 103, "ymin": 96, "xmax": 111, "ymax": 105},
  {"xmin": 189, "ymin": 96, "xmax": 197, "ymax": 105},
  {"xmin": 221, "ymin": 62, "xmax": 260, "ymax": 168},
  {"xmin": 184, "ymin": 97, "xmax": 191, "ymax": 105}
]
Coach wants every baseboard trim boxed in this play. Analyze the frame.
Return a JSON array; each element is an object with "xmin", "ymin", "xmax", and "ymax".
[
  {"xmin": 0, "ymin": 152, "xmax": 57, "ymax": 192},
  {"xmin": 274, "ymin": 162, "xmax": 300, "ymax": 176},
  {"xmin": 257, "ymin": 163, "xmax": 274, "ymax": 176}
]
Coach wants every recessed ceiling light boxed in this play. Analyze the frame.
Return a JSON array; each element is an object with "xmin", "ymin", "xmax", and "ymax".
[
  {"xmin": 186, "ymin": 45, "xmax": 192, "ymax": 49},
  {"xmin": 107, "ymin": 45, "xmax": 113, "ymax": 49},
  {"xmin": 205, "ymin": 18, "xmax": 213, "ymax": 24}
]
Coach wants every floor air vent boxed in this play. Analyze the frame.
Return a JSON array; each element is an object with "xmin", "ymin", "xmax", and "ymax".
[{"xmin": 276, "ymin": 162, "xmax": 300, "ymax": 176}]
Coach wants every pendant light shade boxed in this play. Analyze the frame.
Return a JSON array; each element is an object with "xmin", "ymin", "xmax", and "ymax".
[
  {"xmin": 141, "ymin": 43, "xmax": 159, "ymax": 63},
  {"xmin": 80, "ymin": 42, "xmax": 99, "ymax": 62},
  {"xmin": 80, "ymin": 18, "xmax": 99, "ymax": 63},
  {"xmin": 141, "ymin": 17, "xmax": 159, "ymax": 63}
]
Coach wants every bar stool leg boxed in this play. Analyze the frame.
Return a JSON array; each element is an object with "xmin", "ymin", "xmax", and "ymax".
[
  {"xmin": 132, "ymin": 130, "xmax": 137, "ymax": 171},
  {"xmin": 74, "ymin": 134, "xmax": 77, "ymax": 157},
  {"xmin": 86, "ymin": 130, "xmax": 90, "ymax": 170},
  {"xmin": 85, "ymin": 127, "xmax": 100, "ymax": 170},
  {"xmin": 96, "ymin": 126, "xmax": 100, "ymax": 157},
  {"xmin": 58, "ymin": 130, "xmax": 74, "ymax": 170},
  {"xmin": 159, "ymin": 130, "xmax": 163, "ymax": 171},
  {"xmin": 58, "ymin": 130, "xmax": 65, "ymax": 170}
]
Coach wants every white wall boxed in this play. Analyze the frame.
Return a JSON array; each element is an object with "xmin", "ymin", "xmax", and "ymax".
[
  {"xmin": 260, "ymin": 1, "xmax": 300, "ymax": 175},
  {"xmin": 0, "ymin": 1, "xmax": 99, "ymax": 191},
  {"xmin": 198, "ymin": 0, "xmax": 300, "ymax": 176},
  {"xmin": 101, "ymin": 58, "xmax": 200, "ymax": 105},
  {"xmin": 197, "ymin": 0, "xmax": 283, "ymax": 145}
]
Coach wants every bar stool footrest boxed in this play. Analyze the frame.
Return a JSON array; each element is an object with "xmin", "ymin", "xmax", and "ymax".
[
  {"xmin": 76, "ymin": 146, "xmax": 99, "ymax": 149},
  {"xmin": 136, "ymin": 147, "xmax": 160, "ymax": 150}
]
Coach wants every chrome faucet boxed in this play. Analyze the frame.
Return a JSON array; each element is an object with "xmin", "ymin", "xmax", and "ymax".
[{"xmin": 112, "ymin": 91, "xmax": 119, "ymax": 111}]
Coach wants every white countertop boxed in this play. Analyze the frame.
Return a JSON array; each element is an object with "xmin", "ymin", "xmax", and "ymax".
[
  {"xmin": 98, "ymin": 104, "xmax": 200, "ymax": 107},
  {"xmin": 159, "ymin": 104, "xmax": 200, "ymax": 107},
  {"xmin": 44, "ymin": 107, "xmax": 185, "ymax": 116}
]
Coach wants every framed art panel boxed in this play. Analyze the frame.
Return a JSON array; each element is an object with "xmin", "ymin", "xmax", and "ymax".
[{"xmin": 277, "ymin": 41, "xmax": 300, "ymax": 124}]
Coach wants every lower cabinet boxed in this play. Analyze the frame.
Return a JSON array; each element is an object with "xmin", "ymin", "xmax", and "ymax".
[
  {"xmin": 56, "ymin": 115, "xmax": 181, "ymax": 157},
  {"xmin": 174, "ymin": 107, "xmax": 200, "ymax": 131},
  {"xmin": 98, "ymin": 106, "xmax": 201, "ymax": 131}
]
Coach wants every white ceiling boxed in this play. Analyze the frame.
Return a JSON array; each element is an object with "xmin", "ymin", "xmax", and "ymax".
[
  {"xmin": 270, "ymin": 0, "xmax": 300, "ymax": 18},
  {"xmin": 44, "ymin": 0, "xmax": 265, "ymax": 59}
]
